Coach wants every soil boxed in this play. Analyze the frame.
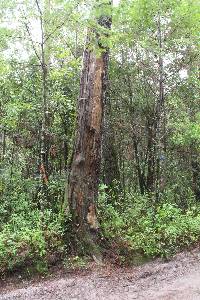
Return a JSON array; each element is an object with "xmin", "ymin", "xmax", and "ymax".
[{"xmin": 1, "ymin": 248, "xmax": 200, "ymax": 299}]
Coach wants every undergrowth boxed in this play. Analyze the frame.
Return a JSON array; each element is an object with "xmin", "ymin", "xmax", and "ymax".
[
  {"xmin": 1, "ymin": 175, "xmax": 200, "ymax": 275},
  {"xmin": 98, "ymin": 185, "xmax": 200, "ymax": 260},
  {"xmin": 0, "ymin": 174, "xmax": 67, "ymax": 275}
]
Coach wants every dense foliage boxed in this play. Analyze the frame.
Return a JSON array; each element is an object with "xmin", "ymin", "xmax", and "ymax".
[{"xmin": 0, "ymin": 0, "xmax": 199, "ymax": 274}]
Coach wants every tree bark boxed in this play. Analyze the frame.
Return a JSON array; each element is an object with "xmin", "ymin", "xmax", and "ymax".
[{"xmin": 68, "ymin": 4, "xmax": 111, "ymax": 257}]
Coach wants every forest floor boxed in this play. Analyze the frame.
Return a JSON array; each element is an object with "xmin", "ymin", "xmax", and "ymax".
[{"xmin": 1, "ymin": 248, "xmax": 200, "ymax": 300}]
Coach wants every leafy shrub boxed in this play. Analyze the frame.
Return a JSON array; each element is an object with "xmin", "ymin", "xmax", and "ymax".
[
  {"xmin": 0, "ymin": 172, "xmax": 67, "ymax": 274},
  {"xmin": 0, "ymin": 208, "xmax": 65, "ymax": 274},
  {"xmin": 98, "ymin": 187, "xmax": 200, "ymax": 259}
]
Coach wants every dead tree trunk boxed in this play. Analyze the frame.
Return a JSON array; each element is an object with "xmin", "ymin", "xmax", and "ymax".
[{"xmin": 68, "ymin": 4, "xmax": 111, "ymax": 257}]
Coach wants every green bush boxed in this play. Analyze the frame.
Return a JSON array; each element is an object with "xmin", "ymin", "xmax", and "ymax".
[
  {"xmin": 98, "ymin": 187, "xmax": 200, "ymax": 259},
  {"xmin": 0, "ymin": 209, "xmax": 65, "ymax": 274},
  {"xmin": 0, "ymin": 173, "xmax": 66, "ymax": 274}
]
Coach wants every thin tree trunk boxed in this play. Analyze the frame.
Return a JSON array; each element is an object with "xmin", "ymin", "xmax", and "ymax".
[
  {"xmin": 150, "ymin": 6, "xmax": 165, "ymax": 200},
  {"xmin": 132, "ymin": 136, "xmax": 146, "ymax": 194},
  {"xmin": 102, "ymin": 89, "xmax": 120, "ymax": 192},
  {"xmin": 35, "ymin": 0, "xmax": 50, "ymax": 206},
  {"xmin": 146, "ymin": 118, "xmax": 155, "ymax": 193},
  {"xmin": 155, "ymin": 7, "xmax": 165, "ymax": 201},
  {"xmin": 1, "ymin": 128, "xmax": 6, "ymax": 160}
]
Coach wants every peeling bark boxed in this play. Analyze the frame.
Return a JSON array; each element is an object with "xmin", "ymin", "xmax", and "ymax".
[{"xmin": 68, "ymin": 6, "xmax": 111, "ymax": 256}]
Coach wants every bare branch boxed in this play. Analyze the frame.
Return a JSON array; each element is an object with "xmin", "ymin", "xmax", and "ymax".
[
  {"xmin": 44, "ymin": 19, "xmax": 66, "ymax": 43},
  {"xmin": 35, "ymin": 0, "xmax": 43, "ymax": 17},
  {"xmin": 23, "ymin": 19, "xmax": 42, "ymax": 64},
  {"xmin": 44, "ymin": 7, "xmax": 78, "ymax": 44}
]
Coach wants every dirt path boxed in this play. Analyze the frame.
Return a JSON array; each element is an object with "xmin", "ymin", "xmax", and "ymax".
[{"xmin": 1, "ymin": 249, "xmax": 200, "ymax": 300}]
